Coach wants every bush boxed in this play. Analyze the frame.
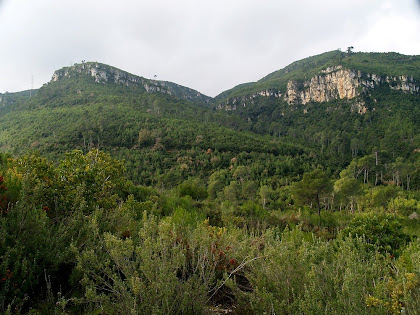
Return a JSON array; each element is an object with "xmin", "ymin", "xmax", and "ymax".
[
  {"xmin": 177, "ymin": 178, "xmax": 208, "ymax": 201},
  {"xmin": 342, "ymin": 214, "xmax": 411, "ymax": 257},
  {"xmin": 76, "ymin": 214, "xmax": 208, "ymax": 314},
  {"xmin": 0, "ymin": 199, "xmax": 53, "ymax": 313},
  {"xmin": 366, "ymin": 238, "xmax": 420, "ymax": 314},
  {"xmin": 233, "ymin": 227, "xmax": 389, "ymax": 314}
]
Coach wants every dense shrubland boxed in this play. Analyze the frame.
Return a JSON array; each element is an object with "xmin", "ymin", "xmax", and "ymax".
[{"xmin": 0, "ymin": 150, "xmax": 419, "ymax": 314}]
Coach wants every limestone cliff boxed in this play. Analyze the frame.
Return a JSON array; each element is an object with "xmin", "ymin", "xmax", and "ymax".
[
  {"xmin": 217, "ymin": 66, "xmax": 418, "ymax": 111},
  {"xmin": 52, "ymin": 63, "xmax": 157, "ymax": 88},
  {"xmin": 284, "ymin": 66, "xmax": 418, "ymax": 105},
  {"xmin": 285, "ymin": 67, "xmax": 359, "ymax": 105},
  {"xmin": 51, "ymin": 62, "xmax": 210, "ymax": 104},
  {"xmin": 216, "ymin": 89, "xmax": 282, "ymax": 111}
]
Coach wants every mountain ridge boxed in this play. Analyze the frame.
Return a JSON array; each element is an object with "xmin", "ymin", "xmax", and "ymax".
[
  {"xmin": 3, "ymin": 50, "xmax": 418, "ymax": 110},
  {"xmin": 49, "ymin": 61, "xmax": 212, "ymax": 105},
  {"xmin": 0, "ymin": 50, "xmax": 418, "ymax": 184},
  {"xmin": 214, "ymin": 50, "xmax": 419, "ymax": 106},
  {"xmin": 216, "ymin": 64, "xmax": 419, "ymax": 112}
]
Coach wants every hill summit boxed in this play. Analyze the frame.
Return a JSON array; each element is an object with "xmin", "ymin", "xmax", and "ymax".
[
  {"xmin": 50, "ymin": 62, "xmax": 211, "ymax": 104},
  {"xmin": 216, "ymin": 50, "xmax": 419, "ymax": 111}
]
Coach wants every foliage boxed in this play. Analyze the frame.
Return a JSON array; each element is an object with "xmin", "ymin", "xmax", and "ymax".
[
  {"xmin": 232, "ymin": 228, "xmax": 389, "ymax": 314},
  {"xmin": 76, "ymin": 214, "xmax": 208, "ymax": 314},
  {"xmin": 0, "ymin": 51, "xmax": 419, "ymax": 313},
  {"xmin": 342, "ymin": 214, "xmax": 411, "ymax": 256},
  {"xmin": 0, "ymin": 150, "xmax": 418, "ymax": 313},
  {"xmin": 366, "ymin": 238, "xmax": 420, "ymax": 314},
  {"xmin": 292, "ymin": 169, "xmax": 332, "ymax": 214}
]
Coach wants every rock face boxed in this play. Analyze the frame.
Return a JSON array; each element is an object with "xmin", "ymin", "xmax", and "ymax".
[
  {"xmin": 0, "ymin": 94, "xmax": 11, "ymax": 107},
  {"xmin": 52, "ymin": 62, "xmax": 144, "ymax": 85},
  {"xmin": 292, "ymin": 69, "xmax": 359, "ymax": 104},
  {"xmin": 284, "ymin": 67, "xmax": 418, "ymax": 105},
  {"xmin": 52, "ymin": 63, "xmax": 171, "ymax": 93},
  {"xmin": 216, "ymin": 89, "xmax": 282, "ymax": 111},
  {"xmin": 218, "ymin": 65, "xmax": 419, "ymax": 111},
  {"xmin": 285, "ymin": 68, "xmax": 359, "ymax": 105},
  {"xmin": 51, "ymin": 62, "xmax": 210, "ymax": 104},
  {"xmin": 0, "ymin": 91, "xmax": 33, "ymax": 108}
]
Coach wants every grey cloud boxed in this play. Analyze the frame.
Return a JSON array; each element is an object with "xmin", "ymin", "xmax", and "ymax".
[{"xmin": 0, "ymin": 0, "xmax": 419, "ymax": 97}]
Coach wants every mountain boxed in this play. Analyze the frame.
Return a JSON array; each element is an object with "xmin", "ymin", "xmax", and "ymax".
[
  {"xmin": 215, "ymin": 50, "xmax": 419, "ymax": 105},
  {"xmin": 211, "ymin": 51, "xmax": 419, "ymax": 175},
  {"xmin": 2, "ymin": 51, "xmax": 420, "ymax": 315},
  {"xmin": 50, "ymin": 62, "xmax": 212, "ymax": 105},
  {"xmin": 0, "ymin": 51, "xmax": 419, "ymax": 187},
  {"xmin": 0, "ymin": 61, "xmax": 313, "ymax": 186}
]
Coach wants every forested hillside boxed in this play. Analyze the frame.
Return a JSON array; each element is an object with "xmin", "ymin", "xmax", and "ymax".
[
  {"xmin": 0, "ymin": 51, "xmax": 419, "ymax": 314},
  {"xmin": 215, "ymin": 51, "xmax": 420, "ymax": 188}
]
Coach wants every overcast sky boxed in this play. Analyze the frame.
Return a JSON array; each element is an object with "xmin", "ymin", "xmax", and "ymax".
[{"xmin": 0, "ymin": 0, "xmax": 419, "ymax": 97}]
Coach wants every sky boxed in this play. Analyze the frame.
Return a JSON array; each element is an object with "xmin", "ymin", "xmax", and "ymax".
[{"xmin": 0, "ymin": 0, "xmax": 419, "ymax": 97}]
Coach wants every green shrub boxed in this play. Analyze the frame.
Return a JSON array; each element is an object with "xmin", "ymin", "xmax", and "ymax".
[
  {"xmin": 76, "ymin": 214, "xmax": 208, "ymax": 314},
  {"xmin": 300, "ymin": 235, "xmax": 387, "ymax": 314},
  {"xmin": 366, "ymin": 238, "xmax": 420, "ymax": 314},
  {"xmin": 232, "ymin": 228, "xmax": 313, "ymax": 314},
  {"xmin": 0, "ymin": 199, "xmax": 53, "ymax": 313},
  {"xmin": 233, "ymin": 227, "xmax": 390, "ymax": 314},
  {"xmin": 177, "ymin": 178, "xmax": 208, "ymax": 201},
  {"xmin": 342, "ymin": 214, "xmax": 411, "ymax": 256}
]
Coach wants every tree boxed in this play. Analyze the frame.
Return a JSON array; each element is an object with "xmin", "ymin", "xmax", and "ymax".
[
  {"xmin": 350, "ymin": 138, "xmax": 360, "ymax": 158},
  {"xmin": 334, "ymin": 176, "xmax": 362, "ymax": 214},
  {"xmin": 0, "ymin": 175, "xmax": 7, "ymax": 214},
  {"xmin": 371, "ymin": 185, "xmax": 400, "ymax": 216},
  {"xmin": 233, "ymin": 165, "xmax": 249, "ymax": 184},
  {"xmin": 342, "ymin": 214, "xmax": 410, "ymax": 256},
  {"xmin": 259, "ymin": 185, "xmax": 272, "ymax": 209},
  {"xmin": 138, "ymin": 128, "xmax": 153, "ymax": 146},
  {"xmin": 224, "ymin": 181, "xmax": 241, "ymax": 202},
  {"xmin": 357, "ymin": 155, "xmax": 375, "ymax": 184},
  {"xmin": 57, "ymin": 149, "xmax": 127, "ymax": 213},
  {"xmin": 207, "ymin": 170, "xmax": 229, "ymax": 200},
  {"xmin": 292, "ymin": 169, "xmax": 332, "ymax": 218},
  {"xmin": 177, "ymin": 178, "xmax": 208, "ymax": 201}
]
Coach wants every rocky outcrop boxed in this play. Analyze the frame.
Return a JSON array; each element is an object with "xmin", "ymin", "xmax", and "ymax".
[
  {"xmin": 285, "ymin": 68, "xmax": 360, "ymax": 105},
  {"xmin": 351, "ymin": 100, "xmax": 368, "ymax": 114},
  {"xmin": 387, "ymin": 75, "xmax": 419, "ymax": 93},
  {"xmin": 217, "ymin": 66, "xmax": 419, "ymax": 111},
  {"xmin": 284, "ymin": 67, "xmax": 418, "ymax": 105},
  {"xmin": 217, "ymin": 89, "xmax": 282, "ymax": 111},
  {"xmin": 51, "ymin": 62, "xmax": 210, "ymax": 103},
  {"xmin": 52, "ymin": 63, "xmax": 173, "ymax": 94},
  {"xmin": 0, "ymin": 92, "xmax": 33, "ymax": 108}
]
